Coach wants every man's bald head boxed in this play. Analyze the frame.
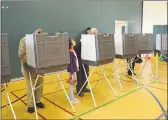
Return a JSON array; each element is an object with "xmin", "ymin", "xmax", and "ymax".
[{"xmin": 90, "ymin": 28, "xmax": 99, "ymax": 35}]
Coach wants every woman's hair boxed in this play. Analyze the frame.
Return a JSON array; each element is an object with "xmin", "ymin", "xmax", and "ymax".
[{"xmin": 69, "ymin": 38, "xmax": 73, "ymax": 49}]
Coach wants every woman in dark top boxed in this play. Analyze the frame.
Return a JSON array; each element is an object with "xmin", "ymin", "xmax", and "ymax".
[{"xmin": 67, "ymin": 38, "xmax": 80, "ymax": 103}]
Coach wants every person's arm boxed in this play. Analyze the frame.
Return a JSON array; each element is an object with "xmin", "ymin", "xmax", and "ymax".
[
  {"xmin": 18, "ymin": 38, "xmax": 26, "ymax": 63},
  {"xmin": 74, "ymin": 44, "xmax": 81, "ymax": 59},
  {"xmin": 74, "ymin": 34, "xmax": 81, "ymax": 59},
  {"xmin": 69, "ymin": 52, "xmax": 75, "ymax": 80},
  {"xmin": 74, "ymin": 29, "xmax": 88, "ymax": 59}
]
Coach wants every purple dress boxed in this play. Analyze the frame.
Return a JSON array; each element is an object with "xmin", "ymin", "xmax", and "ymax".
[{"xmin": 67, "ymin": 51, "xmax": 78, "ymax": 75}]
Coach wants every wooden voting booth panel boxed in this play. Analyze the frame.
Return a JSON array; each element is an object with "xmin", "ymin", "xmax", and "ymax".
[{"xmin": 1, "ymin": 33, "xmax": 11, "ymax": 83}]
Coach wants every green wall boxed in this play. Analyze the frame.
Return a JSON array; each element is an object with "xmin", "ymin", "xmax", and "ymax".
[{"xmin": 1, "ymin": 0, "xmax": 142, "ymax": 78}]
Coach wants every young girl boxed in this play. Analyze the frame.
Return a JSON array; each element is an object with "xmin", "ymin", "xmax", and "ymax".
[{"xmin": 67, "ymin": 38, "xmax": 80, "ymax": 103}]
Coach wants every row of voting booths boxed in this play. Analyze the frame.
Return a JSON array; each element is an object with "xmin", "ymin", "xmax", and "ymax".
[{"xmin": 1, "ymin": 32, "xmax": 167, "ymax": 120}]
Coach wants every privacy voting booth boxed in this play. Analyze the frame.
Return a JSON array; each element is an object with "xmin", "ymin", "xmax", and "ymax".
[
  {"xmin": 137, "ymin": 33, "xmax": 153, "ymax": 54},
  {"xmin": 114, "ymin": 33, "xmax": 154, "ymax": 55},
  {"xmin": 155, "ymin": 34, "xmax": 168, "ymax": 80},
  {"xmin": 156, "ymin": 34, "xmax": 167, "ymax": 56},
  {"xmin": 25, "ymin": 32, "xmax": 76, "ymax": 119},
  {"xmin": 80, "ymin": 33, "xmax": 123, "ymax": 107},
  {"xmin": 136, "ymin": 33, "xmax": 155, "ymax": 80},
  {"xmin": 26, "ymin": 33, "xmax": 70, "ymax": 73},
  {"xmin": 114, "ymin": 33, "xmax": 141, "ymax": 84},
  {"xmin": 114, "ymin": 34, "xmax": 139, "ymax": 58},
  {"xmin": 1, "ymin": 33, "xmax": 11, "ymax": 84},
  {"xmin": 1, "ymin": 33, "xmax": 16, "ymax": 119},
  {"xmin": 114, "ymin": 33, "xmax": 155, "ymax": 82},
  {"xmin": 81, "ymin": 33, "xmax": 116, "ymax": 65}
]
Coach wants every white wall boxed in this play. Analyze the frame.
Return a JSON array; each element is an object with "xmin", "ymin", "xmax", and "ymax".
[
  {"xmin": 115, "ymin": 20, "xmax": 127, "ymax": 34},
  {"xmin": 142, "ymin": 1, "xmax": 167, "ymax": 33}
]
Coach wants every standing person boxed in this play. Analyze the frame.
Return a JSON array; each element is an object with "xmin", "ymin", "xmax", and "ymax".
[
  {"xmin": 75, "ymin": 27, "xmax": 99, "ymax": 96},
  {"xmin": 18, "ymin": 28, "xmax": 45, "ymax": 113},
  {"xmin": 67, "ymin": 38, "xmax": 80, "ymax": 103},
  {"xmin": 127, "ymin": 57, "xmax": 136, "ymax": 75},
  {"xmin": 127, "ymin": 55, "xmax": 143, "ymax": 75}
]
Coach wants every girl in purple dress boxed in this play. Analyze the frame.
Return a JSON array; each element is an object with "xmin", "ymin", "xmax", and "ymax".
[{"xmin": 67, "ymin": 38, "xmax": 80, "ymax": 103}]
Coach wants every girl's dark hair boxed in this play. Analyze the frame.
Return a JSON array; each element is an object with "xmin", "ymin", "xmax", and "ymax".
[
  {"xmin": 86, "ymin": 27, "xmax": 91, "ymax": 34},
  {"xmin": 69, "ymin": 38, "xmax": 73, "ymax": 49},
  {"xmin": 87, "ymin": 27, "xmax": 91, "ymax": 30}
]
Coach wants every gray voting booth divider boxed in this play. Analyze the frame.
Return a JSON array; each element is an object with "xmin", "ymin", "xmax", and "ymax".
[
  {"xmin": 26, "ymin": 33, "xmax": 70, "ymax": 73},
  {"xmin": 26, "ymin": 33, "xmax": 75, "ymax": 120},
  {"xmin": 156, "ymin": 34, "xmax": 167, "ymax": 56},
  {"xmin": 81, "ymin": 33, "xmax": 116, "ymax": 66},
  {"xmin": 136, "ymin": 33, "xmax": 155, "ymax": 80},
  {"xmin": 1, "ymin": 33, "xmax": 11, "ymax": 84},
  {"xmin": 114, "ymin": 34, "xmax": 139, "ymax": 58},
  {"xmin": 155, "ymin": 34, "xmax": 168, "ymax": 79},
  {"xmin": 114, "ymin": 33, "xmax": 154, "ymax": 56},
  {"xmin": 114, "ymin": 33, "xmax": 141, "ymax": 85},
  {"xmin": 80, "ymin": 33, "xmax": 123, "ymax": 107},
  {"xmin": 1, "ymin": 33, "xmax": 17, "ymax": 119},
  {"xmin": 137, "ymin": 33, "xmax": 153, "ymax": 54}
]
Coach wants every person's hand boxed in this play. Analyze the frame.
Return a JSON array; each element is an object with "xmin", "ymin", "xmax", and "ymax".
[
  {"xmin": 71, "ymin": 77, "xmax": 75, "ymax": 83},
  {"xmin": 70, "ymin": 75, "xmax": 77, "ymax": 85},
  {"xmin": 23, "ymin": 63, "xmax": 29, "ymax": 69},
  {"xmin": 70, "ymin": 78, "xmax": 76, "ymax": 85},
  {"xmin": 23, "ymin": 63, "xmax": 34, "ymax": 72}
]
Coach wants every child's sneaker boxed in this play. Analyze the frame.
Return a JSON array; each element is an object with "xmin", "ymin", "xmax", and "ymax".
[{"xmin": 70, "ymin": 98, "xmax": 80, "ymax": 103}]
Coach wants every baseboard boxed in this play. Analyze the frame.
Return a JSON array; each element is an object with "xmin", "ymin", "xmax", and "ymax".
[{"xmin": 11, "ymin": 77, "xmax": 24, "ymax": 81}]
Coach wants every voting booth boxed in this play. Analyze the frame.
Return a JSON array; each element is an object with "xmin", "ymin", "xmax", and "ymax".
[
  {"xmin": 79, "ymin": 33, "xmax": 123, "ymax": 107},
  {"xmin": 1, "ymin": 33, "xmax": 11, "ymax": 84},
  {"xmin": 114, "ymin": 34, "xmax": 141, "ymax": 85},
  {"xmin": 155, "ymin": 34, "xmax": 167, "ymax": 80},
  {"xmin": 137, "ymin": 33, "xmax": 153, "ymax": 54},
  {"xmin": 156, "ymin": 34, "xmax": 167, "ymax": 56},
  {"xmin": 1, "ymin": 33, "xmax": 16, "ymax": 119},
  {"xmin": 25, "ymin": 32, "xmax": 76, "ymax": 118},
  {"xmin": 81, "ymin": 33, "xmax": 116, "ymax": 65},
  {"xmin": 135, "ymin": 33, "xmax": 155, "ymax": 80},
  {"xmin": 26, "ymin": 33, "xmax": 70, "ymax": 73},
  {"xmin": 114, "ymin": 34, "xmax": 138, "ymax": 58}
]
